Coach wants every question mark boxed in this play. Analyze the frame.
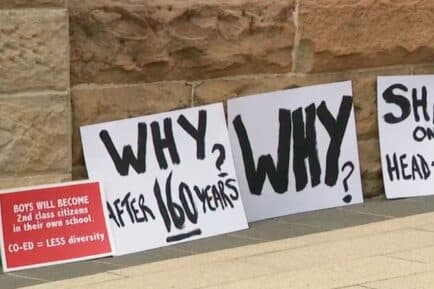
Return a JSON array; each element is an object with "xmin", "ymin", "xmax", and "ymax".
[
  {"xmin": 212, "ymin": 144, "xmax": 226, "ymax": 177},
  {"xmin": 341, "ymin": 161, "xmax": 355, "ymax": 204}
]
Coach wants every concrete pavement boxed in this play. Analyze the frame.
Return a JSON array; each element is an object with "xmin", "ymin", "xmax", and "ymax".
[{"xmin": 3, "ymin": 195, "xmax": 434, "ymax": 288}]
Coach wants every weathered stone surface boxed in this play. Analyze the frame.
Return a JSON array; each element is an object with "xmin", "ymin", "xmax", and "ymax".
[
  {"xmin": 194, "ymin": 66, "xmax": 411, "ymax": 197},
  {"xmin": 195, "ymin": 66, "xmax": 410, "ymax": 139},
  {"xmin": 72, "ymin": 82, "xmax": 192, "ymax": 167},
  {"xmin": 296, "ymin": 1, "xmax": 434, "ymax": 73},
  {"xmin": 358, "ymin": 139, "xmax": 383, "ymax": 198},
  {"xmin": 0, "ymin": 9, "xmax": 68, "ymax": 93},
  {"xmin": 412, "ymin": 63, "xmax": 434, "ymax": 75},
  {"xmin": 72, "ymin": 165, "xmax": 88, "ymax": 180},
  {"xmin": 0, "ymin": 93, "xmax": 71, "ymax": 176},
  {"xmin": 69, "ymin": 0, "xmax": 295, "ymax": 85},
  {"xmin": 0, "ymin": 173, "xmax": 70, "ymax": 190},
  {"xmin": 0, "ymin": 0, "xmax": 65, "ymax": 9}
]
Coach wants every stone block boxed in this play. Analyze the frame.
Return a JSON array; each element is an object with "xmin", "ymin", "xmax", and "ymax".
[
  {"xmin": 72, "ymin": 165, "xmax": 87, "ymax": 180},
  {"xmin": 0, "ymin": 93, "xmax": 71, "ymax": 176},
  {"xmin": 0, "ymin": 173, "xmax": 71, "ymax": 190},
  {"xmin": 296, "ymin": 0, "xmax": 434, "ymax": 73},
  {"xmin": 412, "ymin": 63, "xmax": 434, "ymax": 75},
  {"xmin": 358, "ymin": 139, "xmax": 383, "ymax": 198},
  {"xmin": 69, "ymin": 0, "xmax": 295, "ymax": 84},
  {"xmin": 71, "ymin": 82, "xmax": 192, "ymax": 166},
  {"xmin": 0, "ymin": 0, "xmax": 65, "ymax": 9},
  {"xmin": 0, "ymin": 9, "xmax": 68, "ymax": 93}
]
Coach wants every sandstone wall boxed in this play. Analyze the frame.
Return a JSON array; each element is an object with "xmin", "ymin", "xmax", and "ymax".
[
  {"xmin": 69, "ymin": 0, "xmax": 296, "ymax": 85},
  {"xmin": 68, "ymin": 0, "xmax": 434, "ymax": 198},
  {"xmin": 0, "ymin": 2, "xmax": 70, "ymax": 188},
  {"xmin": 5, "ymin": 0, "xmax": 434, "ymax": 197}
]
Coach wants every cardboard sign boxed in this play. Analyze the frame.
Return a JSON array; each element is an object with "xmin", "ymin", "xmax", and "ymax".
[
  {"xmin": 228, "ymin": 81, "xmax": 364, "ymax": 222},
  {"xmin": 81, "ymin": 103, "xmax": 248, "ymax": 255},
  {"xmin": 0, "ymin": 181, "xmax": 114, "ymax": 272},
  {"xmin": 377, "ymin": 75, "xmax": 434, "ymax": 198}
]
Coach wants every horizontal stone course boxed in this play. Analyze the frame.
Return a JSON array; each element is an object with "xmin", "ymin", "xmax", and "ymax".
[
  {"xmin": 296, "ymin": 0, "xmax": 434, "ymax": 73},
  {"xmin": 68, "ymin": 0, "xmax": 434, "ymax": 82},
  {"xmin": 0, "ymin": 0, "xmax": 65, "ymax": 9},
  {"xmin": 412, "ymin": 63, "xmax": 434, "ymax": 75},
  {"xmin": 69, "ymin": 0, "xmax": 295, "ymax": 85}
]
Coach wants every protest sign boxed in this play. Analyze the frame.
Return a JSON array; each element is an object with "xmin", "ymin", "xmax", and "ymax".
[
  {"xmin": 0, "ymin": 180, "xmax": 113, "ymax": 272},
  {"xmin": 81, "ymin": 103, "xmax": 248, "ymax": 255},
  {"xmin": 378, "ymin": 75, "xmax": 434, "ymax": 198},
  {"xmin": 228, "ymin": 81, "xmax": 363, "ymax": 222}
]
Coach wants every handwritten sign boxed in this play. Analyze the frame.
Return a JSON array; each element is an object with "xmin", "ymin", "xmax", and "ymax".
[
  {"xmin": 378, "ymin": 75, "xmax": 434, "ymax": 198},
  {"xmin": 0, "ymin": 181, "xmax": 114, "ymax": 272},
  {"xmin": 81, "ymin": 103, "xmax": 248, "ymax": 255},
  {"xmin": 228, "ymin": 81, "xmax": 363, "ymax": 222}
]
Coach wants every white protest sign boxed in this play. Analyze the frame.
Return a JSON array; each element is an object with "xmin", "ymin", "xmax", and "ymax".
[
  {"xmin": 81, "ymin": 103, "xmax": 248, "ymax": 255},
  {"xmin": 228, "ymin": 81, "xmax": 363, "ymax": 222},
  {"xmin": 378, "ymin": 75, "xmax": 434, "ymax": 199}
]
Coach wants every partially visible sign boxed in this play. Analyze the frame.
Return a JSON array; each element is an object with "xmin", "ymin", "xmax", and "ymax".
[
  {"xmin": 228, "ymin": 81, "xmax": 364, "ymax": 222},
  {"xmin": 0, "ymin": 181, "xmax": 114, "ymax": 272},
  {"xmin": 81, "ymin": 103, "xmax": 248, "ymax": 255},
  {"xmin": 378, "ymin": 75, "xmax": 434, "ymax": 198}
]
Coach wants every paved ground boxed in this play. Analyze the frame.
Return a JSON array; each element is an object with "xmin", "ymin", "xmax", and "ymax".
[{"xmin": 2, "ymin": 195, "xmax": 434, "ymax": 288}]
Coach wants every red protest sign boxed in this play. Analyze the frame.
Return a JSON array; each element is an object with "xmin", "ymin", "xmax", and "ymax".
[{"xmin": 0, "ymin": 180, "xmax": 114, "ymax": 272}]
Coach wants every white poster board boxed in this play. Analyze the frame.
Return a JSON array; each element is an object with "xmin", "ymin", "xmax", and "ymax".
[
  {"xmin": 378, "ymin": 75, "xmax": 434, "ymax": 199},
  {"xmin": 228, "ymin": 81, "xmax": 363, "ymax": 222},
  {"xmin": 81, "ymin": 103, "xmax": 248, "ymax": 255}
]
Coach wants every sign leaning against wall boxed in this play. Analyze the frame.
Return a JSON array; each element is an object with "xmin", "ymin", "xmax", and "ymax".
[
  {"xmin": 81, "ymin": 103, "xmax": 248, "ymax": 255},
  {"xmin": 0, "ymin": 181, "xmax": 114, "ymax": 272},
  {"xmin": 228, "ymin": 81, "xmax": 364, "ymax": 222},
  {"xmin": 378, "ymin": 75, "xmax": 434, "ymax": 199}
]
